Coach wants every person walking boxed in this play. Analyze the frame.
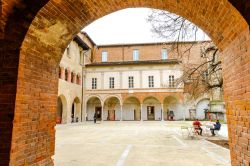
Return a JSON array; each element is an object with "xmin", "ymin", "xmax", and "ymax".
[{"xmin": 94, "ymin": 112, "xmax": 97, "ymax": 124}]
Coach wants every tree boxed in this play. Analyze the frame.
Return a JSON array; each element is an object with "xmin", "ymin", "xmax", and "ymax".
[{"xmin": 147, "ymin": 9, "xmax": 222, "ymax": 100}]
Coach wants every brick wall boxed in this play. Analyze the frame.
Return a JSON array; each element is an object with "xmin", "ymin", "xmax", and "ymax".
[
  {"xmin": 0, "ymin": 0, "xmax": 249, "ymax": 165},
  {"xmin": 221, "ymin": 28, "xmax": 250, "ymax": 165},
  {"xmin": 93, "ymin": 42, "xmax": 207, "ymax": 64}
]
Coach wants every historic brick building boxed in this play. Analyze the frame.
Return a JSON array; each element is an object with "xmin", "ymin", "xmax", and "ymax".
[
  {"xmin": 1, "ymin": 1, "xmax": 249, "ymax": 165},
  {"xmin": 57, "ymin": 32, "xmax": 225, "ymax": 123}
]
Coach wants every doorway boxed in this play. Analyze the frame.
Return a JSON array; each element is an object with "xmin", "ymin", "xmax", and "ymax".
[
  {"xmin": 108, "ymin": 110, "xmax": 115, "ymax": 121},
  {"xmin": 95, "ymin": 107, "xmax": 102, "ymax": 120},
  {"xmin": 147, "ymin": 106, "xmax": 155, "ymax": 120}
]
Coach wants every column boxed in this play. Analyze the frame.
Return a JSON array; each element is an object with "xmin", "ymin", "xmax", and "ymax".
[
  {"xmin": 67, "ymin": 69, "xmax": 71, "ymax": 82},
  {"xmin": 83, "ymin": 100, "xmax": 87, "ymax": 121},
  {"xmin": 120, "ymin": 105, "xmax": 123, "ymax": 121},
  {"xmin": 140, "ymin": 104, "xmax": 143, "ymax": 121},
  {"xmin": 78, "ymin": 74, "xmax": 82, "ymax": 85},
  {"xmin": 73, "ymin": 72, "xmax": 77, "ymax": 84},
  {"xmin": 60, "ymin": 66, "xmax": 65, "ymax": 80},
  {"xmin": 161, "ymin": 104, "xmax": 164, "ymax": 121}
]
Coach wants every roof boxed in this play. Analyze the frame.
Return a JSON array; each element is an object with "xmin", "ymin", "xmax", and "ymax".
[
  {"xmin": 85, "ymin": 59, "xmax": 181, "ymax": 67},
  {"xmin": 80, "ymin": 31, "xmax": 96, "ymax": 46},
  {"xmin": 96, "ymin": 40, "xmax": 211, "ymax": 48},
  {"xmin": 73, "ymin": 35, "xmax": 90, "ymax": 50}
]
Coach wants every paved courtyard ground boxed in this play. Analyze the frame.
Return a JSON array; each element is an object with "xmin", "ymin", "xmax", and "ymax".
[{"xmin": 54, "ymin": 121, "xmax": 230, "ymax": 166}]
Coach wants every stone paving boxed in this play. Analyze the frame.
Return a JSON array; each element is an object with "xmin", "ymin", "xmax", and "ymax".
[{"xmin": 54, "ymin": 121, "xmax": 230, "ymax": 166}]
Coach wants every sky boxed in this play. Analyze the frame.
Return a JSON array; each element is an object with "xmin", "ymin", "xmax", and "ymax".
[{"xmin": 82, "ymin": 8, "xmax": 209, "ymax": 45}]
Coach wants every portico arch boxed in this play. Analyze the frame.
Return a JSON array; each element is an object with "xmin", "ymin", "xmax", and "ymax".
[
  {"xmin": 1, "ymin": 0, "xmax": 249, "ymax": 165},
  {"xmin": 57, "ymin": 95, "xmax": 67, "ymax": 124},
  {"xmin": 163, "ymin": 96, "xmax": 180, "ymax": 121},
  {"xmin": 103, "ymin": 96, "xmax": 122, "ymax": 121},
  {"xmin": 143, "ymin": 96, "xmax": 161, "ymax": 121},
  {"xmin": 86, "ymin": 96, "xmax": 102, "ymax": 121},
  {"xmin": 123, "ymin": 97, "xmax": 141, "ymax": 121},
  {"xmin": 71, "ymin": 97, "xmax": 81, "ymax": 123}
]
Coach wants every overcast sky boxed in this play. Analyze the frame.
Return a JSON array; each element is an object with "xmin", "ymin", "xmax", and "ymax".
[{"xmin": 83, "ymin": 8, "xmax": 209, "ymax": 45}]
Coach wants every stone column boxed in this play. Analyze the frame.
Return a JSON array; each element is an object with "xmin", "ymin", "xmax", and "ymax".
[
  {"xmin": 140, "ymin": 104, "xmax": 143, "ymax": 121},
  {"xmin": 120, "ymin": 105, "xmax": 123, "ymax": 121},
  {"xmin": 78, "ymin": 74, "xmax": 81, "ymax": 85},
  {"xmin": 60, "ymin": 66, "xmax": 65, "ymax": 80},
  {"xmin": 84, "ymin": 100, "xmax": 87, "ymax": 121},
  {"xmin": 161, "ymin": 104, "xmax": 164, "ymax": 121},
  {"xmin": 67, "ymin": 69, "xmax": 71, "ymax": 82},
  {"xmin": 73, "ymin": 72, "xmax": 77, "ymax": 84}
]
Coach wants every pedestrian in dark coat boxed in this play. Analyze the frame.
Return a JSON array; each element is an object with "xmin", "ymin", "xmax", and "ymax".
[{"xmin": 94, "ymin": 112, "xmax": 97, "ymax": 123}]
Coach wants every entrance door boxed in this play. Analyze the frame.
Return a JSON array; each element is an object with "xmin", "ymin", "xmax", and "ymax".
[
  {"xmin": 147, "ymin": 106, "xmax": 155, "ymax": 120},
  {"xmin": 71, "ymin": 104, "xmax": 75, "ymax": 123},
  {"xmin": 95, "ymin": 107, "xmax": 102, "ymax": 120},
  {"xmin": 108, "ymin": 110, "xmax": 115, "ymax": 121}
]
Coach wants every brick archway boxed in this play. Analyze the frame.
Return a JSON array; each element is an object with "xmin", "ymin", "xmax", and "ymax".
[{"xmin": 1, "ymin": 0, "xmax": 249, "ymax": 165}]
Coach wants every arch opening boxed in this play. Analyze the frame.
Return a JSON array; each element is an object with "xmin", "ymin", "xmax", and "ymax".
[
  {"xmin": 142, "ymin": 96, "xmax": 161, "ymax": 121},
  {"xmin": 163, "ymin": 96, "xmax": 181, "ymax": 121},
  {"xmin": 103, "ymin": 97, "xmax": 122, "ymax": 121},
  {"xmin": 71, "ymin": 97, "xmax": 81, "ymax": 123},
  {"xmin": 123, "ymin": 97, "xmax": 141, "ymax": 121},
  {"xmin": 86, "ymin": 96, "xmax": 102, "ymax": 121}
]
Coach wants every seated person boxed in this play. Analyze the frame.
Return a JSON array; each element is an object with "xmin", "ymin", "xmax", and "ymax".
[
  {"xmin": 210, "ymin": 120, "xmax": 221, "ymax": 136},
  {"xmin": 193, "ymin": 119, "xmax": 202, "ymax": 136}
]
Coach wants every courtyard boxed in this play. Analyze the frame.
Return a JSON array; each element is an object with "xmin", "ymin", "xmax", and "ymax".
[{"xmin": 54, "ymin": 121, "xmax": 230, "ymax": 166}]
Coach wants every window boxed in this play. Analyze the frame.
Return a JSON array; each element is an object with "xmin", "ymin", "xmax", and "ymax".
[
  {"xmin": 92, "ymin": 78, "xmax": 97, "ymax": 89},
  {"xmin": 161, "ymin": 49, "xmax": 168, "ymax": 60},
  {"xmin": 109, "ymin": 77, "xmax": 114, "ymax": 89},
  {"xmin": 133, "ymin": 49, "xmax": 139, "ymax": 61},
  {"xmin": 148, "ymin": 76, "xmax": 154, "ymax": 88},
  {"xmin": 169, "ymin": 75, "xmax": 175, "ymax": 87},
  {"xmin": 102, "ymin": 51, "xmax": 108, "ymax": 62},
  {"xmin": 128, "ymin": 76, "xmax": 134, "ymax": 88}
]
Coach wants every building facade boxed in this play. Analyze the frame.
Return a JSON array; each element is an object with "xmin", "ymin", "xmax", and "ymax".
[{"xmin": 57, "ymin": 32, "xmax": 225, "ymax": 123}]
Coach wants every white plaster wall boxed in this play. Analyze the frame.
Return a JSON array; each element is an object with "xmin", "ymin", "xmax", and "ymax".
[
  {"xmin": 86, "ymin": 103, "xmax": 102, "ymax": 120},
  {"xmin": 162, "ymin": 70, "xmax": 183, "ymax": 88},
  {"xmin": 122, "ymin": 71, "xmax": 140, "ymax": 89},
  {"xmin": 85, "ymin": 64, "xmax": 184, "ymax": 90},
  {"xmin": 142, "ymin": 70, "xmax": 160, "ymax": 88},
  {"xmin": 123, "ymin": 104, "xmax": 137, "ymax": 120},
  {"xmin": 61, "ymin": 41, "xmax": 82, "ymax": 74},
  {"xmin": 103, "ymin": 72, "xmax": 120, "ymax": 89},
  {"xmin": 85, "ymin": 72, "xmax": 102, "ymax": 89},
  {"xmin": 196, "ymin": 99, "xmax": 209, "ymax": 119}
]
